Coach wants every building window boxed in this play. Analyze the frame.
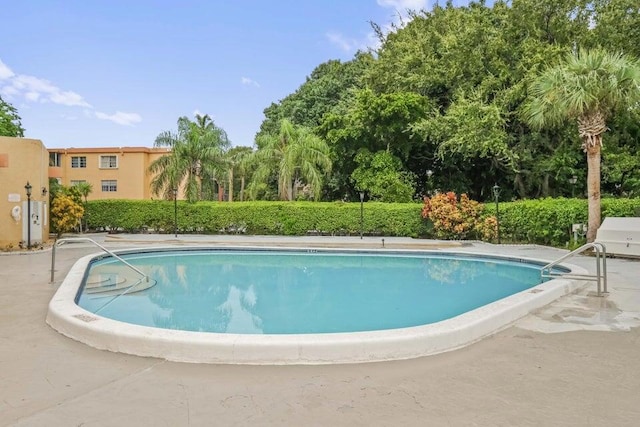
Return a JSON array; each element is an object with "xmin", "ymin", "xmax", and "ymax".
[
  {"xmin": 49, "ymin": 152, "xmax": 62, "ymax": 167},
  {"xmin": 99, "ymin": 155, "xmax": 118, "ymax": 169},
  {"xmin": 71, "ymin": 156, "xmax": 86, "ymax": 168},
  {"xmin": 101, "ymin": 180, "xmax": 117, "ymax": 192},
  {"xmin": 70, "ymin": 180, "xmax": 87, "ymax": 186}
]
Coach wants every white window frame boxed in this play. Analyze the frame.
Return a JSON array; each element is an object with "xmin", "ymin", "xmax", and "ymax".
[
  {"xmin": 101, "ymin": 180, "xmax": 117, "ymax": 192},
  {"xmin": 70, "ymin": 180, "xmax": 87, "ymax": 186},
  {"xmin": 99, "ymin": 155, "xmax": 118, "ymax": 169},
  {"xmin": 49, "ymin": 152, "xmax": 62, "ymax": 167}
]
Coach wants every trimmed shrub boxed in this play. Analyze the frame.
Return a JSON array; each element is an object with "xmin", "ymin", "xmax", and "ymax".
[
  {"xmin": 84, "ymin": 198, "xmax": 640, "ymax": 246},
  {"xmin": 85, "ymin": 200, "xmax": 429, "ymax": 237},
  {"xmin": 488, "ymin": 197, "xmax": 640, "ymax": 246}
]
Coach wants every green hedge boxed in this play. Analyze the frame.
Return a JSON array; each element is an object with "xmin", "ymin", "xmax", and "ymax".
[
  {"xmin": 85, "ymin": 200, "xmax": 428, "ymax": 237},
  {"xmin": 488, "ymin": 197, "xmax": 640, "ymax": 246},
  {"xmin": 85, "ymin": 198, "xmax": 640, "ymax": 246}
]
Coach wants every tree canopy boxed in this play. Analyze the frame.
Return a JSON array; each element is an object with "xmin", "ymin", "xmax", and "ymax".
[
  {"xmin": 151, "ymin": 1, "xmax": 639, "ymax": 206},
  {"xmin": 0, "ymin": 96, "xmax": 24, "ymax": 137},
  {"xmin": 253, "ymin": 0, "xmax": 640, "ymax": 202}
]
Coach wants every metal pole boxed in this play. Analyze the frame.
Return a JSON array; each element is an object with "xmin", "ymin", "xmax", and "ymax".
[
  {"xmin": 495, "ymin": 194, "xmax": 500, "ymax": 244},
  {"xmin": 27, "ymin": 194, "xmax": 31, "ymax": 248},
  {"xmin": 174, "ymin": 190, "xmax": 178, "ymax": 238},
  {"xmin": 359, "ymin": 192, "xmax": 364, "ymax": 239},
  {"xmin": 493, "ymin": 184, "xmax": 500, "ymax": 244},
  {"xmin": 24, "ymin": 182, "xmax": 33, "ymax": 248},
  {"xmin": 50, "ymin": 241, "xmax": 56, "ymax": 283}
]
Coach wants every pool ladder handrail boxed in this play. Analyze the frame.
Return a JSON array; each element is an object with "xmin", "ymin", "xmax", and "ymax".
[
  {"xmin": 541, "ymin": 242, "xmax": 608, "ymax": 297},
  {"xmin": 50, "ymin": 237, "xmax": 149, "ymax": 285}
]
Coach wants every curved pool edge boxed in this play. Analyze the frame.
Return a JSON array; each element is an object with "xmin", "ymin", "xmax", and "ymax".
[{"xmin": 46, "ymin": 246, "xmax": 589, "ymax": 365}]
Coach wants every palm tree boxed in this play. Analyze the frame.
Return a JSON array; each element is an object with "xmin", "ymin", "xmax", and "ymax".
[
  {"xmin": 224, "ymin": 146, "xmax": 254, "ymax": 202},
  {"xmin": 524, "ymin": 49, "xmax": 640, "ymax": 241},
  {"xmin": 75, "ymin": 181, "xmax": 93, "ymax": 204},
  {"xmin": 249, "ymin": 119, "xmax": 332, "ymax": 201},
  {"xmin": 149, "ymin": 115, "xmax": 230, "ymax": 202},
  {"xmin": 74, "ymin": 181, "xmax": 93, "ymax": 233}
]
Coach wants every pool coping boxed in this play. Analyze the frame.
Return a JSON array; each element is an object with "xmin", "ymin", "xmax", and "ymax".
[{"xmin": 46, "ymin": 246, "xmax": 589, "ymax": 365}]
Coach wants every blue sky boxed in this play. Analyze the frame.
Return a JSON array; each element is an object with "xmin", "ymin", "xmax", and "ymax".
[{"xmin": 1, "ymin": 0, "xmax": 468, "ymax": 149}]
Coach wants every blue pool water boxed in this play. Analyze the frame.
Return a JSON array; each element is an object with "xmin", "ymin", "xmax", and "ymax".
[{"xmin": 77, "ymin": 249, "xmax": 551, "ymax": 334}]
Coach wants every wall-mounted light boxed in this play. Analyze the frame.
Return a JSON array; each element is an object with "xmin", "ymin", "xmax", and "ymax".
[{"xmin": 42, "ymin": 187, "xmax": 48, "ymax": 197}]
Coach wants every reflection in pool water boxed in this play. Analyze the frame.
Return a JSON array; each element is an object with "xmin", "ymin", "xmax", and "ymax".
[{"xmin": 77, "ymin": 250, "xmax": 550, "ymax": 335}]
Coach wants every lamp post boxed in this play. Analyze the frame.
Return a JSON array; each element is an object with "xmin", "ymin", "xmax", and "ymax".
[
  {"xmin": 425, "ymin": 169, "xmax": 433, "ymax": 196},
  {"xmin": 359, "ymin": 191, "xmax": 365, "ymax": 239},
  {"xmin": 173, "ymin": 187, "xmax": 178, "ymax": 238},
  {"xmin": 25, "ymin": 182, "xmax": 32, "ymax": 248},
  {"xmin": 492, "ymin": 184, "xmax": 501, "ymax": 244},
  {"xmin": 569, "ymin": 175, "xmax": 577, "ymax": 198}
]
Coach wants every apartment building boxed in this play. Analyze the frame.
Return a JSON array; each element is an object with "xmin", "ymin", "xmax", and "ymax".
[{"xmin": 48, "ymin": 147, "xmax": 172, "ymax": 200}]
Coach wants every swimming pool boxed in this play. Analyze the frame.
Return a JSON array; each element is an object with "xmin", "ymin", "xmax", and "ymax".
[{"xmin": 47, "ymin": 246, "xmax": 586, "ymax": 364}]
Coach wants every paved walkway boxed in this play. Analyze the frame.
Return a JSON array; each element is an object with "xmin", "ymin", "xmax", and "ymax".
[{"xmin": 1, "ymin": 234, "xmax": 639, "ymax": 426}]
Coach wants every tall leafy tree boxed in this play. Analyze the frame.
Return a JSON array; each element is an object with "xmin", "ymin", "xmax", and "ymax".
[
  {"xmin": 0, "ymin": 96, "xmax": 24, "ymax": 137},
  {"xmin": 320, "ymin": 89, "xmax": 430, "ymax": 199},
  {"xmin": 224, "ymin": 146, "xmax": 254, "ymax": 202},
  {"xmin": 351, "ymin": 150, "xmax": 415, "ymax": 202},
  {"xmin": 250, "ymin": 119, "xmax": 331, "ymax": 201},
  {"xmin": 74, "ymin": 182, "xmax": 93, "ymax": 233},
  {"xmin": 524, "ymin": 48, "xmax": 640, "ymax": 241},
  {"xmin": 149, "ymin": 115, "xmax": 230, "ymax": 202},
  {"xmin": 257, "ymin": 53, "xmax": 373, "ymax": 140}
]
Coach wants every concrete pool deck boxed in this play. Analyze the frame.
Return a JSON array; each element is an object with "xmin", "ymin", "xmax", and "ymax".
[{"xmin": 2, "ymin": 234, "xmax": 640, "ymax": 425}]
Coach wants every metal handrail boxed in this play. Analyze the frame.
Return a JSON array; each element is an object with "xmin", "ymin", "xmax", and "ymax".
[
  {"xmin": 93, "ymin": 276, "xmax": 148, "ymax": 314},
  {"xmin": 541, "ymin": 242, "xmax": 608, "ymax": 296},
  {"xmin": 50, "ymin": 237, "xmax": 148, "ymax": 284}
]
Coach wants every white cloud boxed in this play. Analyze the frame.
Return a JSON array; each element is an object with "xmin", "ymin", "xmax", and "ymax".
[
  {"xmin": 25, "ymin": 91, "xmax": 40, "ymax": 102},
  {"xmin": 241, "ymin": 77, "xmax": 260, "ymax": 87},
  {"xmin": 49, "ymin": 90, "xmax": 91, "ymax": 107},
  {"xmin": 95, "ymin": 111, "xmax": 142, "ymax": 126},
  {"xmin": 6, "ymin": 73, "xmax": 91, "ymax": 107},
  {"xmin": 326, "ymin": 32, "xmax": 366, "ymax": 53},
  {"xmin": 61, "ymin": 113, "xmax": 78, "ymax": 121},
  {"xmin": 1, "ymin": 57, "xmax": 142, "ymax": 127},
  {"xmin": 0, "ymin": 84, "xmax": 19, "ymax": 98},
  {"xmin": 0, "ymin": 59, "xmax": 14, "ymax": 80}
]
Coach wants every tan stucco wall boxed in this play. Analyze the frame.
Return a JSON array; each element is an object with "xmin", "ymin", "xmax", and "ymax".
[
  {"xmin": 48, "ymin": 147, "xmax": 173, "ymax": 200},
  {"xmin": 0, "ymin": 137, "xmax": 50, "ymax": 247}
]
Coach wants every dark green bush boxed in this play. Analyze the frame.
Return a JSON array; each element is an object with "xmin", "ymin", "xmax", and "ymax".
[
  {"xmin": 487, "ymin": 197, "xmax": 640, "ymax": 246},
  {"xmin": 85, "ymin": 198, "xmax": 640, "ymax": 246},
  {"xmin": 85, "ymin": 200, "xmax": 429, "ymax": 237}
]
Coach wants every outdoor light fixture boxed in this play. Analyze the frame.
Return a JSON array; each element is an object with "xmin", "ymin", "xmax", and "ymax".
[
  {"xmin": 569, "ymin": 175, "xmax": 577, "ymax": 198},
  {"xmin": 173, "ymin": 187, "xmax": 178, "ymax": 238},
  {"xmin": 492, "ymin": 184, "xmax": 501, "ymax": 244},
  {"xmin": 359, "ymin": 191, "xmax": 365, "ymax": 240},
  {"xmin": 425, "ymin": 169, "xmax": 433, "ymax": 196},
  {"xmin": 41, "ymin": 187, "xmax": 48, "ymax": 197},
  {"xmin": 25, "ymin": 182, "xmax": 32, "ymax": 248}
]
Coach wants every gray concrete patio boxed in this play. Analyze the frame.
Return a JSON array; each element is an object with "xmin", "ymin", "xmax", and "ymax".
[{"xmin": 1, "ymin": 234, "xmax": 639, "ymax": 426}]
